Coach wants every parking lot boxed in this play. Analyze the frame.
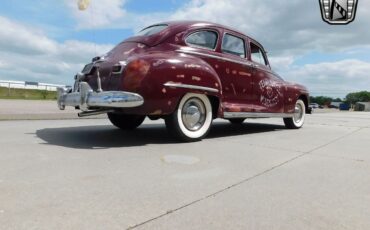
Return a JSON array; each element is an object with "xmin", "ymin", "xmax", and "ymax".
[{"xmin": 0, "ymin": 110, "xmax": 369, "ymax": 229}]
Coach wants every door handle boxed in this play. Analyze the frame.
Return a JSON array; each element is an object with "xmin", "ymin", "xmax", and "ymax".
[{"xmin": 246, "ymin": 62, "xmax": 258, "ymax": 68}]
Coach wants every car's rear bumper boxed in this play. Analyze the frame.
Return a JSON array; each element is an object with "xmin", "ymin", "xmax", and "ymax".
[{"xmin": 57, "ymin": 82, "xmax": 144, "ymax": 111}]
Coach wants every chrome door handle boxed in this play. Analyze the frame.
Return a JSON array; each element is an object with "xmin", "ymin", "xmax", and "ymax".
[{"xmin": 246, "ymin": 62, "xmax": 258, "ymax": 68}]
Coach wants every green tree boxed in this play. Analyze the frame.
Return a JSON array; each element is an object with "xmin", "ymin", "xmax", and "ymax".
[
  {"xmin": 345, "ymin": 91, "xmax": 370, "ymax": 105},
  {"xmin": 310, "ymin": 96, "xmax": 334, "ymax": 105}
]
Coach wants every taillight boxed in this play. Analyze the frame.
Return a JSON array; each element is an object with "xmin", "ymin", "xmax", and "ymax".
[{"xmin": 122, "ymin": 59, "xmax": 150, "ymax": 91}]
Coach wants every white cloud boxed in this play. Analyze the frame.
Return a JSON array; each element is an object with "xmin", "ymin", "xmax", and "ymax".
[
  {"xmin": 65, "ymin": 0, "xmax": 127, "ymax": 29},
  {"xmin": 168, "ymin": 0, "xmax": 370, "ymax": 57},
  {"xmin": 64, "ymin": 0, "xmax": 170, "ymax": 32},
  {"xmin": 0, "ymin": 59, "xmax": 9, "ymax": 68},
  {"xmin": 282, "ymin": 59, "xmax": 370, "ymax": 97},
  {"xmin": 0, "ymin": 16, "xmax": 113, "ymax": 85},
  {"xmin": 65, "ymin": 0, "xmax": 370, "ymax": 57},
  {"xmin": 269, "ymin": 56, "xmax": 295, "ymax": 71},
  {"xmin": 57, "ymin": 40, "xmax": 113, "ymax": 63},
  {"xmin": 0, "ymin": 16, "xmax": 58, "ymax": 55}
]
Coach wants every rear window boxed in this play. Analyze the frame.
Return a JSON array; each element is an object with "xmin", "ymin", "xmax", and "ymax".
[{"xmin": 136, "ymin": 25, "xmax": 168, "ymax": 36}]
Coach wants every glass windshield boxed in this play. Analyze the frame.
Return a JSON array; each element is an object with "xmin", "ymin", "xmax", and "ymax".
[{"xmin": 136, "ymin": 25, "xmax": 168, "ymax": 36}]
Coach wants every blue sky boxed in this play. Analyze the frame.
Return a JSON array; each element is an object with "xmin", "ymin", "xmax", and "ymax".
[
  {"xmin": 0, "ymin": 0, "xmax": 369, "ymax": 98},
  {"xmin": 0, "ymin": 0, "xmax": 183, "ymax": 44},
  {"xmin": 0, "ymin": 0, "xmax": 186, "ymax": 43}
]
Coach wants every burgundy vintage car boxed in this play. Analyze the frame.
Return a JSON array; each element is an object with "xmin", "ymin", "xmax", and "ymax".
[{"xmin": 57, "ymin": 21, "xmax": 310, "ymax": 141}]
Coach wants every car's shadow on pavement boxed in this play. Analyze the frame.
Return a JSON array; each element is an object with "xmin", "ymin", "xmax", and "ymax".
[{"xmin": 36, "ymin": 122, "xmax": 285, "ymax": 149}]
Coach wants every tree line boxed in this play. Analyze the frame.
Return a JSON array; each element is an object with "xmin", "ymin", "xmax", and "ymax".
[{"xmin": 310, "ymin": 91, "xmax": 370, "ymax": 105}]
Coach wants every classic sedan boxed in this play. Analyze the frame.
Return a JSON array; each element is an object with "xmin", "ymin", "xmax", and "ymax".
[{"xmin": 57, "ymin": 21, "xmax": 310, "ymax": 141}]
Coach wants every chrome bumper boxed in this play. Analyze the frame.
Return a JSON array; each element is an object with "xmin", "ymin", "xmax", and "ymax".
[{"xmin": 57, "ymin": 82, "xmax": 144, "ymax": 111}]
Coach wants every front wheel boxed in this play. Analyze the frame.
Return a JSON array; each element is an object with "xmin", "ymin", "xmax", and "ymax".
[
  {"xmin": 108, "ymin": 113, "xmax": 145, "ymax": 130},
  {"xmin": 284, "ymin": 99, "xmax": 306, "ymax": 129},
  {"xmin": 165, "ymin": 93, "xmax": 213, "ymax": 142}
]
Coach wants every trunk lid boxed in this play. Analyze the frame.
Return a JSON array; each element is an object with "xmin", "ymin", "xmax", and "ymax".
[{"xmin": 84, "ymin": 42, "xmax": 147, "ymax": 91}]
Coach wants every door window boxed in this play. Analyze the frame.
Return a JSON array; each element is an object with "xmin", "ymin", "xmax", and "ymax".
[
  {"xmin": 250, "ymin": 43, "xmax": 268, "ymax": 66},
  {"xmin": 221, "ymin": 34, "xmax": 246, "ymax": 58},
  {"xmin": 185, "ymin": 31, "xmax": 218, "ymax": 50}
]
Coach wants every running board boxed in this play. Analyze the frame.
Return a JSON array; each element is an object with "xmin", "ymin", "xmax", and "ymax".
[{"xmin": 224, "ymin": 112, "xmax": 294, "ymax": 119}]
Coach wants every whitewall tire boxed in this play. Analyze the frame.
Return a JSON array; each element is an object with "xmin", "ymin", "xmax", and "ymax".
[
  {"xmin": 165, "ymin": 93, "xmax": 213, "ymax": 141},
  {"xmin": 284, "ymin": 99, "xmax": 306, "ymax": 129}
]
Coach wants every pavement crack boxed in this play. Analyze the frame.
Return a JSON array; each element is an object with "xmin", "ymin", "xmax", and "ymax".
[
  {"xmin": 128, "ymin": 127, "xmax": 365, "ymax": 230},
  {"xmin": 127, "ymin": 152, "xmax": 307, "ymax": 229}
]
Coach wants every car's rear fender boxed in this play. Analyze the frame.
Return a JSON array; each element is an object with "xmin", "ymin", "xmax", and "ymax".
[{"xmin": 119, "ymin": 51, "xmax": 223, "ymax": 116}]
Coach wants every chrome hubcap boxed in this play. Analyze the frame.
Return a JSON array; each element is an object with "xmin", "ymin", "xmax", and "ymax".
[
  {"xmin": 293, "ymin": 103, "xmax": 304, "ymax": 123},
  {"xmin": 182, "ymin": 98, "xmax": 206, "ymax": 131}
]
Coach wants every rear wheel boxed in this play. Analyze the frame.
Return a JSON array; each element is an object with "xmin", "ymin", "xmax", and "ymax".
[
  {"xmin": 108, "ymin": 113, "xmax": 145, "ymax": 130},
  {"xmin": 165, "ymin": 93, "xmax": 213, "ymax": 142},
  {"xmin": 284, "ymin": 99, "xmax": 306, "ymax": 129},
  {"xmin": 228, "ymin": 118, "xmax": 245, "ymax": 124}
]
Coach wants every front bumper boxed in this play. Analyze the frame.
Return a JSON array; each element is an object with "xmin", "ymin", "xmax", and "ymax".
[{"xmin": 57, "ymin": 82, "xmax": 144, "ymax": 111}]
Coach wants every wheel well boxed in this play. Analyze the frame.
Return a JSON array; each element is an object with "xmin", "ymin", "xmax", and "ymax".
[
  {"xmin": 207, "ymin": 95, "xmax": 220, "ymax": 119},
  {"xmin": 299, "ymin": 95, "xmax": 308, "ymax": 111}
]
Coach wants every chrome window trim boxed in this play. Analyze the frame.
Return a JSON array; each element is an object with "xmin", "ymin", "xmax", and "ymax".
[
  {"xmin": 164, "ymin": 82, "xmax": 219, "ymax": 93},
  {"xmin": 184, "ymin": 29, "xmax": 219, "ymax": 51},
  {"xmin": 224, "ymin": 112, "xmax": 294, "ymax": 119},
  {"xmin": 176, "ymin": 49, "xmax": 278, "ymax": 76},
  {"xmin": 176, "ymin": 49, "xmax": 254, "ymax": 67},
  {"xmin": 249, "ymin": 41, "xmax": 270, "ymax": 67},
  {"xmin": 221, "ymin": 32, "xmax": 246, "ymax": 58}
]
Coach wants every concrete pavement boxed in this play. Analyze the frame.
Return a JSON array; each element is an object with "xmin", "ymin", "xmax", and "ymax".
[{"xmin": 0, "ymin": 112, "xmax": 369, "ymax": 229}]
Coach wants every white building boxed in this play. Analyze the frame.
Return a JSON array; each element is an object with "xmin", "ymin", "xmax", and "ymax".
[{"xmin": 355, "ymin": 102, "xmax": 370, "ymax": 111}]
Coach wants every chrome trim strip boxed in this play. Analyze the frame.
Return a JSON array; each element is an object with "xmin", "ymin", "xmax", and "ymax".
[
  {"xmin": 164, "ymin": 82, "xmax": 219, "ymax": 93},
  {"xmin": 224, "ymin": 112, "xmax": 294, "ymax": 119},
  {"xmin": 176, "ymin": 49, "xmax": 254, "ymax": 67}
]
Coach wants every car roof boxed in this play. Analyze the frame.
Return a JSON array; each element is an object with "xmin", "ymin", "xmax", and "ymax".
[
  {"xmin": 146, "ymin": 20, "xmax": 257, "ymax": 42},
  {"xmin": 126, "ymin": 21, "xmax": 265, "ymax": 51},
  {"xmin": 159, "ymin": 21, "xmax": 244, "ymax": 34}
]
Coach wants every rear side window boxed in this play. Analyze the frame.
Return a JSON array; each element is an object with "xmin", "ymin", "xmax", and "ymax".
[
  {"xmin": 250, "ymin": 43, "xmax": 268, "ymax": 66},
  {"xmin": 136, "ymin": 25, "xmax": 168, "ymax": 36},
  {"xmin": 221, "ymin": 34, "xmax": 245, "ymax": 58},
  {"xmin": 185, "ymin": 31, "xmax": 218, "ymax": 50}
]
